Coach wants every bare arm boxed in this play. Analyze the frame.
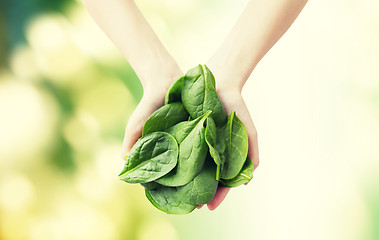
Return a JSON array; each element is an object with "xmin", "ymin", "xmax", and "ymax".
[
  {"xmin": 82, "ymin": 0, "xmax": 183, "ymax": 156},
  {"xmin": 82, "ymin": 0, "xmax": 308, "ymax": 210},
  {"xmin": 208, "ymin": 0, "xmax": 308, "ymax": 92},
  {"xmin": 81, "ymin": 0, "xmax": 182, "ymax": 92},
  {"xmin": 206, "ymin": 0, "xmax": 308, "ymax": 210}
]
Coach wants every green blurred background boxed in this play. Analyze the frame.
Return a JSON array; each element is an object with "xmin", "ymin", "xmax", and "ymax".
[{"xmin": 0, "ymin": 0, "xmax": 378, "ymax": 239}]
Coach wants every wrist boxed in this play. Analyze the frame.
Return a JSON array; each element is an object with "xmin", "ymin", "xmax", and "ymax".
[
  {"xmin": 207, "ymin": 56, "xmax": 250, "ymax": 93},
  {"xmin": 141, "ymin": 62, "xmax": 183, "ymax": 95},
  {"xmin": 207, "ymin": 63, "xmax": 245, "ymax": 94},
  {"xmin": 216, "ymin": 78, "xmax": 243, "ymax": 95},
  {"xmin": 216, "ymin": 85, "xmax": 242, "ymax": 101},
  {"xmin": 207, "ymin": 41, "xmax": 259, "ymax": 92}
]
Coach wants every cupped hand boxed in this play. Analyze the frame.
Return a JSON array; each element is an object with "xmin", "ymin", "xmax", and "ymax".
[
  {"xmin": 120, "ymin": 73, "xmax": 259, "ymax": 212},
  {"xmin": 120, "ymin": 86, "xmax": 170, "ymax": 158},
  {"xmin": 205, "ymin": 88, "xmax": 259, "ymax": 210}
]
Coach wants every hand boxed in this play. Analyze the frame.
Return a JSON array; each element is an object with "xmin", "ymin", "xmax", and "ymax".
[
  {"xmin": 120, "ymin": 75, "xmax": 181, "ymax": 158},
  {"xmin": 121, "ymin": 71, "xmax": 259, "ymax": 212},
  {"xmin": 204, "ymin": 87, "xmax": 260, "ymax": 210}
]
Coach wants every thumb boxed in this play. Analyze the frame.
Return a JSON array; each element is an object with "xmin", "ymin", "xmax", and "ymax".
[{"xmin": 121, "ymin": 96, "xmax": 163, "ymax": 159}]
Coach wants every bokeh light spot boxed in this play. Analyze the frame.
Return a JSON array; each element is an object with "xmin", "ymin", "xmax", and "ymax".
[{"xmin": 0, "ymin": 174, "xmax": 35, "ymax": 212}]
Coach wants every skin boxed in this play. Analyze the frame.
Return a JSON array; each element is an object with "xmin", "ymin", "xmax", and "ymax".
[{"xmin": 82, "ymin": 0, "xmax": 308, "ymax": 210}]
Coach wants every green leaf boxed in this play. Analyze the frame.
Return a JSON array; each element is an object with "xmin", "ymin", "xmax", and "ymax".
[
  {"xmin": 165, "ymin": 76, "xmax": 184, "ymax": 104},
  {"xmin": 119, "ymin": 132, "xmax": 179, "ymax": 183},
  {"xmin": 218, "ymin": 111, "xmax": 249, "ymax": 179},
  {"xmin": 220, "ymin": 156, "xmax": 254, "ymax": 187},
  {"xmin": 141, "ymin": 182, "xmax": 160, "ymax": 191},
  {"xmin": 182, "ymin": 64, "xmax": 227, "ymax": 126},
  {"xmin": 205, "ymin": 117, "xmax": 222, "ymax": 180},
  {"xmin": 145, "ymin": 186, "xmax": 197, "ymax": 215},
  {"xmin": 118, "ymin": 64, "xmax": 255, "ymax": 214},
  {"xmin": 142, "ymin": 102, "xmax": 189, "ymax": 137},
  {"xmin": 155, "ymin": 111, "xmax": 211, "ymax": 187},
  {"xmin": 177, "ymin": 157, "xmax": 218, "ymax": 205}
]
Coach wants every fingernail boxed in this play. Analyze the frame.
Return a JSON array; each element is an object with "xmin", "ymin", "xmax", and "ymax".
[{"xmin": 207, "ymin": 204, "xmax": 217, "ymax": 211}]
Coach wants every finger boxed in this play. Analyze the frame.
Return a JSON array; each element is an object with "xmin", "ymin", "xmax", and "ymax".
[
  {"xmin": 235, "ymin": 99, "xmax": 259, "ymax": 171},
  {"xmin": 244, "ymin": 134, "xmax": 258, "ymax": 184},
  {"xmin": 207, "ymin": 187, "xmax": 231, "ymax": 210},
  {"xmin": 197, "ymin": 205, "xmax": 204, "ymax": 209},
  {"xmin": 120, "ymin": 97, "xmax": 162, "ymax": 158},
  {"xmin": 243, "ymin": 113, "xmax": 259, "ymax": 170},
  {"xmin": 249, "ymin": 129, "xmax": 259, "ymax": 170}
]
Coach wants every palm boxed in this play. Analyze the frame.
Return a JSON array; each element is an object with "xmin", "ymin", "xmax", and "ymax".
[
  {"xmin": 121, "ymin": 92, "xmax": 166, "ymax": 158},
  {"xmin": 206, "ymin": 89, "xmax": 259, "ymax": 210},
  {"xmin": 121, "ymin": 87, "xmax": 259, "ymax": 211}
]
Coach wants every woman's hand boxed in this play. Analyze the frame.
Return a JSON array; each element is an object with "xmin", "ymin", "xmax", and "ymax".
[
  {"xmin": 120, "ymin": 74, "xmax": 181, "ymax": 158},
  {"xmin": 199, "ymin": 0, "xmax": 307, "ymax": 211},
  {"xmin": 84, "ymin": 0, "xmax": 306, "ymax": 213},
  {"xmin": 203, "ymin": 79, "xmax": 260, "ymax": 211},
  {"xmin": 122, "ymin": 74, "xmax": 259, "ymax": 212}
]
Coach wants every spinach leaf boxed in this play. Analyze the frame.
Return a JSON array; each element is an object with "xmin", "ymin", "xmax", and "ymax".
[
  {"xmin": 220, "ymin": 156, "xmax": 254, "ymax": 187},
  {"xmin": 142, "ymin": 102, "xmax": 189, "ymax": 137},
  {"xmin": 155, "ymin": 111, "xmax": 211, "ymax": 187},
  {"xmin": 205, "ymin": 117, "xmax": 222, "ymax": 180},
  {"xmin": 145, "ymin": 186, "xmax": 197, "ymax": 214},
  {"xmin": 119, "ymin": 132, "xmax": 179, "ymax": 183},
  {"xmin": 165, "ymin": 76, "xmax": 184, "ymax": 104},
  {"xmin": 176, "ymin": 157, "xmax": 218, "ymax": 205},
  {"xmin": 182, "ymin": 64, "xmax": 227, "ymax": 126},
  {"xmin": 118, "ymin": 64, "xmax": 255, "ymax": 214},
  {"xmin": 141, "ymin": 182, "xmax": 160, "ymax": 191},
  {"xmin": 218, "ymin": 111, "xmax": 249, "ymax": 180}
]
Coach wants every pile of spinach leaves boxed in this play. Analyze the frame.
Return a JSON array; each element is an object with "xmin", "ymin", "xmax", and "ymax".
[{"xmin": 119, "ymin": 64, "xmax": 254, "ymax": 214}]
